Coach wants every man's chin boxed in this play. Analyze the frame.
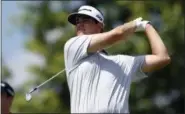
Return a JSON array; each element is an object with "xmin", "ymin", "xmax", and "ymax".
[{"xmin": 77, "ymin": 31, "xmax": 85, "ymax": 35}]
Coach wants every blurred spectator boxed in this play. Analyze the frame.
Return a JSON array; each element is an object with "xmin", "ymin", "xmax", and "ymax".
[{"xmin": 1, "ymin": 81, "xmax": 15, "ymax": 114}]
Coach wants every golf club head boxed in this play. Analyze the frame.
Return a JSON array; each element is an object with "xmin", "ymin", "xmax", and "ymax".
[
  {"xmin": 25, "ymin": 93, "xmax": 32, "ymax": 101},
  {"xmin": 25, "ymin": 69, "xmax": 65, "ymax": 102},
  {"xmin": 25, "ymin": 87, "xmax": 37, "ymax": 102}
]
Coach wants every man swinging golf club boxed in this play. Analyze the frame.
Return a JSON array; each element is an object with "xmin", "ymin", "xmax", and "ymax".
[{"xmin": 64, "ymin": 5, "xmax": 171, "ymax": 113}]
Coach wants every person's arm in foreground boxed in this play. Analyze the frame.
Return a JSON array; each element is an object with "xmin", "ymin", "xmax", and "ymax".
[{"xmin": 142, "ymin": 24, "xmax": 171, "ymax": 72}]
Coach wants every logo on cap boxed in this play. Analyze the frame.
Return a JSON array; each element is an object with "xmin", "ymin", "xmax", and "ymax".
[
  {"xmin": 96, "ymin": 15, "xmax": 102, "ymax": 21},
  {"xmin": 78, "ymin": 8, "xmax": 92, "ymax": 12}
]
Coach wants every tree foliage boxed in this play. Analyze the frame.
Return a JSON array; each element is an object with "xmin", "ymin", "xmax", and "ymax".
[{"xmin": 2, "ymin": 59, "xmax": 12, "ymax": 80}]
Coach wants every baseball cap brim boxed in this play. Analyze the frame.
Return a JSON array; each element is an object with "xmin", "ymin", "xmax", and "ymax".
[
  {"xmin": 68, "ymin": 13, "xmax": 95, "ymax": 25},
  {"xmin": 1, "ymin": 81, "xmax": 15, "ymax": 97}
]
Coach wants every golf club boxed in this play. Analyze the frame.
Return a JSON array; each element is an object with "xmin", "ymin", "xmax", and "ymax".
[{"xmin": 25, "ymin": 68, "xmax": 65, "ymax": 102}]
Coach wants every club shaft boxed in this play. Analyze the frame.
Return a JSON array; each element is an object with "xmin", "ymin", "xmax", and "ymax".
[{"xmin": 34, "ymin": 69, "xmax": 65, "ymax": 91}]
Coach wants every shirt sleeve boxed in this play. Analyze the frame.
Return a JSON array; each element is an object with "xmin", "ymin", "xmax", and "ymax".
[
  {"xmin": 117, "ymin": 55, "xmax": 148, "ymax": 82},
  {"xmin": 64, "ymin": 35, "xmax": 92, "ymax": 70}
]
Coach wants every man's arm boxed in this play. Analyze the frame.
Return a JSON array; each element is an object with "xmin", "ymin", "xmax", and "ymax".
[
  {"xmin": 142, "ymin": 24, "xmax": 171, "ymax": 72},
  {"xmin": 87, "ymin": 20, "xmax": 136, "ymax": 53}
]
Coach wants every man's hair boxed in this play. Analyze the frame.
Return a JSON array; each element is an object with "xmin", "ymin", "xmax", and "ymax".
[{"xmin": 1, "ymin": 81, "xmax": 15, "ymax": 97}]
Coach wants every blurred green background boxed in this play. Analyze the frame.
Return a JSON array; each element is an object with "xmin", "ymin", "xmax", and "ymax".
[{"xmin": 2, "ymin": 0, "xmax": 184, "ymax": 113}]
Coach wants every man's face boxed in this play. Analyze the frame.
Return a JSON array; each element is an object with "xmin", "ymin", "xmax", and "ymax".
[{"xmin": 75, "ymin": 15, "xmax": 103, "ymax": 35}]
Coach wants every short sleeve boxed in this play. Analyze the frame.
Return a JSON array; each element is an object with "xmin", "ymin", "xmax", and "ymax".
[
  {"xmin": 64, "ymin": 35, "xmax": 92, "ymax": 70},
  {"xmin": 117, "ymin": 55, "xmax": 148, "ymax": 82}
]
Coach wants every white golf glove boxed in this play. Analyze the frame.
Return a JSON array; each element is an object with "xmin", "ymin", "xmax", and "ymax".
[{"xmin": 133, "ymin": 17, "xmax": 150, "ymax": 32}]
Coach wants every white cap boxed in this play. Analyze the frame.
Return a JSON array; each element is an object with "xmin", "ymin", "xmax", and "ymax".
[{"xmin": 68, "ymin": 5, "xmax": 104, "ymax": 25}]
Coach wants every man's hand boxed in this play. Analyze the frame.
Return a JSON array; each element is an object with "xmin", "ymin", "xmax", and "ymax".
[{"xmin": 134, "ymin": 17, "xmax": 150, "ymax": 32}]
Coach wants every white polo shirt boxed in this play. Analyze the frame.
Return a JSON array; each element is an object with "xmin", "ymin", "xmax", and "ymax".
[{"xmin": 64, "ymin": 35, "xmax": 147, "ymax": 113}]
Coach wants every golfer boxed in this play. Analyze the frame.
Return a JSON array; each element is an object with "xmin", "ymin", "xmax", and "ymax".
[
  {"xmin": 64, "ymin": 5, "xmax": 171, "ymax": 113},
  {"xmin": 1, "ymin": 81, "xmax": 15, "ymax": 114}
]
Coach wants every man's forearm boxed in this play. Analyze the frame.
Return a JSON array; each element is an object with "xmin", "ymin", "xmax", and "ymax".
[
  {"xmin": 87, "ymin": 19, "xmax": 138, "ymax": 53},
  {"xmin": 145, "ymin": 24, "xmax": 170, "ymax": 57},
  {"xmin": 114, "ymin": 21, "xmax": 136, "ymax": 40}
]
